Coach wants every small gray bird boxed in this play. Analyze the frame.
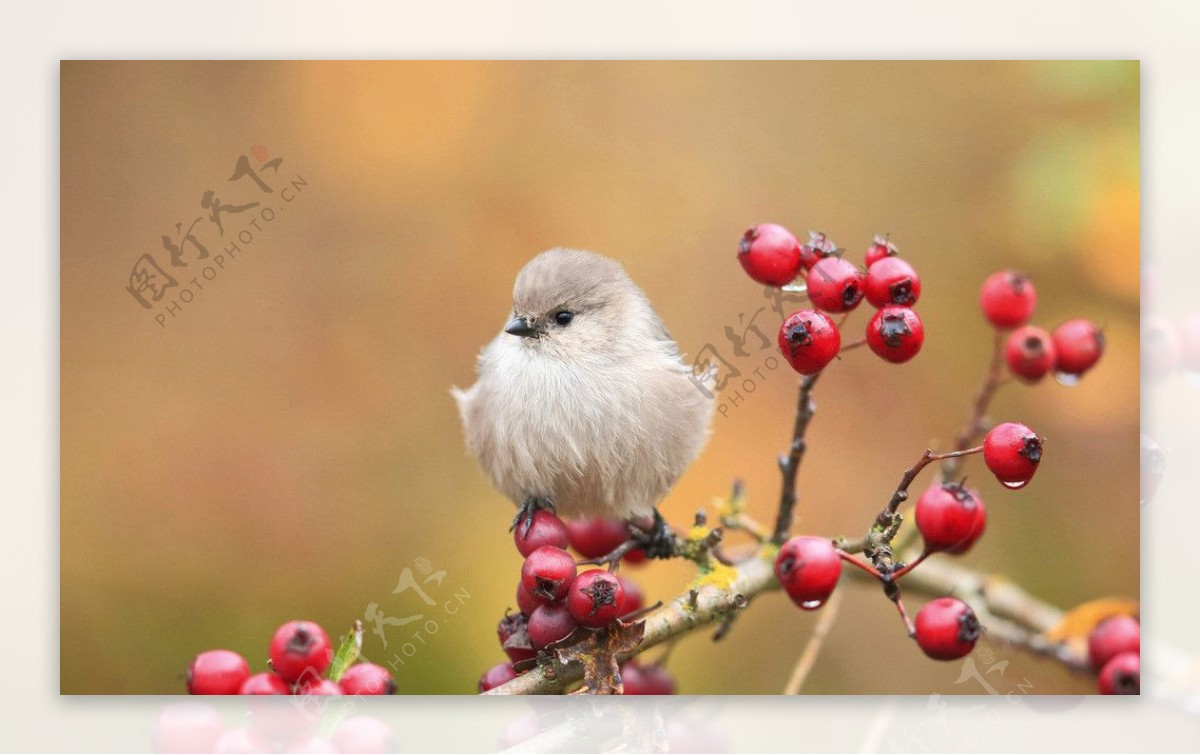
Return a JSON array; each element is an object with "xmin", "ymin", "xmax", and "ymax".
[{"xmin": 453, "ymin": 248, "xmax": 714, "ymax": 557}]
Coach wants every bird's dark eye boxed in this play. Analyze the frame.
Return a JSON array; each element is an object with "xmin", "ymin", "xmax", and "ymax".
[{"xmin": 553, "ymin": 310, "xmax": 574, "ymax": 326}]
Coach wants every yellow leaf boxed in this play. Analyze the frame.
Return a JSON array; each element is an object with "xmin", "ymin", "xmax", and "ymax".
[{"xmin": 1043, "ymin": 597, "xmax": 1139, "ymax": 642}]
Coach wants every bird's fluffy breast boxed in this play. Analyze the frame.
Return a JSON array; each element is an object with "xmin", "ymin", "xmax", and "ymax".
[{"xmin": 454, "ymin": 334, "xmax": 710, "ymax": 518}]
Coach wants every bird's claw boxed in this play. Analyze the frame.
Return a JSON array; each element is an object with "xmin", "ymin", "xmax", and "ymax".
[
  {"xmin": 582, "ymin": 511, "xmax": 677, "ymax": 571},
  {"xmin": 511, "ymin": 497, "xmax": 555, "ymax": 537},
  {"xmin": 636, "ymin": 510, "xmax": 677, "ymax": 560}
]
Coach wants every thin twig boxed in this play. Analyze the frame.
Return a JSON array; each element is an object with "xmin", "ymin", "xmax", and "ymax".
[
  {"xmin": 862, "ymin": 446, "xmax": 983, "ymax": 577},
  {"xmin": 838, "ymin": 550, "xmax": 883, "ymax": 579},
  {"xmin": 888, "ymin": 549, "xmax": 930, "ymax": 580},
  {"xmin": 944, "ymin": 329, "xmax": 1007, "ymax": 478},
  {"xmin": 772, "ymin": 374, "xmax": 821, "ymax": 544},
  {"xmin": 879, "ymin": 447, "xmax": 984, "ymax": 526},
  {"xmin": 836, "ymin": 446, "xmax": 983, "ymax": 559},
  {"xmin": 782, "ymin": 588, "xmax": 844, "ymax": 694}
]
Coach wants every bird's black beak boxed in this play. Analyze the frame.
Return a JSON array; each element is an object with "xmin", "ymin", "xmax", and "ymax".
[{"xmin": 505, "ymin": 316, "xmax": 538, "ymax": 338}]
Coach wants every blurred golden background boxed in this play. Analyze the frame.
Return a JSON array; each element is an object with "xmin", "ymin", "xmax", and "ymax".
[{"xmin": 61, "ymin": 61, "xmax": 1138, "ymax": 694}]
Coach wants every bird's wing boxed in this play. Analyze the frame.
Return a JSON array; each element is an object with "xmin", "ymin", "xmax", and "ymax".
[{"xmin": 648, "ymin": 306, "xmax": 683, "ymax": 360}]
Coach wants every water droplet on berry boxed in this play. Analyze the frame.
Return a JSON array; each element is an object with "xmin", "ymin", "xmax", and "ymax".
[
  {"xmin": 800, "ymin": 599, "xmax": 824, "ymax": 610},
  {"xmin": 1001, "ymin": 479, "xmax": 1028, "ymax": 490},
  {"xmin": 1053, "ymin": 371, "xmax": 1080, "ymax": 387}
]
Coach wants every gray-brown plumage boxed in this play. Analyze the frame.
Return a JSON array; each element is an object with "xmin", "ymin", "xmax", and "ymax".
[{"xmin": 453, "ymin": 248, "xmax": 713, "ymax": 528}]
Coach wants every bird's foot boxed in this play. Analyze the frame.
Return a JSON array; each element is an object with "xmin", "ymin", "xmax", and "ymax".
[
  {"xmin": 634, "ymin": 510, "xmax": 677, "ymax": 560},
  {"xmin": 580, "ymin": 511, "xmax": 677, "ymax": 571},
  {"xmin": 511, "ymin": 497, "xmax": 555, "ymax": 537}
]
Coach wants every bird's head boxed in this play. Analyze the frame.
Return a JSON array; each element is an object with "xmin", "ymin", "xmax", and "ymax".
[{"xmin": 506, "ymin": 248, "xmax": 645, "ymax": 355}]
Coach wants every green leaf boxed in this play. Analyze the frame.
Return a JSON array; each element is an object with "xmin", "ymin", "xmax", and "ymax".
[{"xmin": 326, "ymin": 620, "xmax": 363, "ymax": 683}]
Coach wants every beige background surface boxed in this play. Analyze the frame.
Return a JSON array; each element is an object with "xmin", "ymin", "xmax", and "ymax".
[{"xmin": 0, "ymin": 0, "xmax": 1194, "ymax": 750}]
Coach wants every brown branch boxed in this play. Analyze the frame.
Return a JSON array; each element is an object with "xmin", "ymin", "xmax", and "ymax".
[
  {"xmin": 772, "ymin": 373, "xmax": 821, "ymax": 544},
  {"xmin": 483, "ymin": 544, "xmax": 1082, "ymax": 695},
  {"xmin": 944, "ymin": 329, "xmax": 1007, "ymax": 478},
  {"xmin": 837, "ymin": 446, "xmax": 983, "ymax": 572},
  {"xmin": 483, "ymin": 552, "xmax": 774, "ymax": 695}
]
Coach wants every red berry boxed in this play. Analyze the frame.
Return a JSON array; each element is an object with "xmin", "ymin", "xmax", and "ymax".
[
  {"xmin": 513, "ymin": 510, "xmax": 570, "ymax": 557},
  {"xmin": 1141, "ymin": 433, "xmax": 1166, "ymax": 505},
  {"xmin": 864, "ymin": 235, "xmax": 899, "ymax": 268},
  {"xmin": 866, "ymin": 306, "xmax": 924, "ymax": 363},
  {"xmin": 338, "ymin": 663, "xmax": 397, "ymax": 696},
  {"xmin": 1098, "ymin": 652, "xmax": 1140, "ymax": 695},
  {"xmin": 566, "ymin": 569, "xmax": 625, "ymax": 628},
  {"xmin": 914, "ymin": 482, "xmax": 987, "ymax": 555},
  {"xmin": 515, "ymin": 582, "xmax": 539, "ymax": 616},
  {"xmin": 1142, "ymin": 317, "xmax": 1180, "ymax": 382},
  {"xmin": 238, "ymin": 672, "xmax": 290, "ymax": 695},
  {"xmin": 152, "ymin": 703, "xmax": 226, "ymax": 753},
  {"xmin": 616, "ymin": 575, "xmax": 644, "ymax": 617},
  {"xmin": 806, "ymin": 257, "xmax": 865, "ymax": 313},
  {"xmin": 285, "ymin": 734, "xmax": 336, "ymax": 752},
  {"xmin": 497, "ymin": 611, "xmax": 536, "ymax": 663},
  {"xmin": 1179, "ymin": 310, "xmax": 1200, "ymax": 374},
  {"xmin": 1087, "ymin": 615, "xmax": 1140, "ymax": 670},
  {"xmin": 269, "ymin": 621, "xmax": 332, "ymax": 684},
  {"xmin": 520, "ymin": 546, "xmax": 577, "ymax": 605},
  {"xmin": 1005, "ymin": 326, "xmax": 1056, "ymax": 382},
  {"xmin": 478, "ymin": 662, "xmax": 518, "ymax": 692},
  {"xmin": 863, "ymin": 257, "xmax": 921, "ymax": 308},
  {"xmin": 1052, "ymin": 319, "xmax": 1105, "ymax": 377},
  {"xmin": 778, "ymin": 309, "xmax": 841, "ymax": 375},
  {"xmin": 187, "ymin": 650, "xmax": 250, "ymax": 695},
  {"xmin": 298, "ymin": 678, "xmax": 343, "ymax": 696},
  {"xmin": 914, "ymin": 597, "xmax": 981, "ymax": 661},
  {"xmin": 213, "ymin": 727, "xmax": 273, "ymax": 753},
  {"xmin": 565, "ymin": 518, "xmax": 629, "ymax": 559},
  {"xmin": 983, "ymin": 422, "xmax": 1044, "ymax": 489},
  {"xmin": 526, "ymin": 603, "xmax": 579, "ymax": 649},
  {"xmin": 623, "ymin": 549, "xmax": 647, "ymax": 565},
  {"xmin": 798, "ymin": 231, "xmax": 839, "ymax": 271},
  {"xmin": 979, "ymin": 271, "xmax": 1036, "ymax": 328},
  {"xmin": 737, "ymin": 223, "xmax": 803, "ymax": 286},
  {"xmin": 774, "ymin": 536, "xmax": 842, "ymax": 609},
  {"xmin": 330, "ymin": 717, "xmax": 395, "ymax": 754},
  {"xmin": 621, "ymin": 661, "xmax": 677, "ymax": 695}
]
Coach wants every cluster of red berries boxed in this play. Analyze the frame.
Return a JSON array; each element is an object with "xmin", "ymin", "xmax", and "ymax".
[
  {"xmin": 739, "ymin": 226, "xmax": 926, "ymax": 374},
  {"xmin": 772, "ymin": 536, "xmax": 983, "ymax": 661},
  {"xmin": 187, "ymin": 620, "xmax": 395, "ymax": 696},
  {"xmin": 979, "ymin": 270, "xmax": 1104, "ymax": 384},
  {"xmin": 1087, "ymin": 614, "xmax": 1140, "ymax": 694},
  {"xmin": 750, "ymin": 246, "xmax": 1099, "ymax": 664},
  {"xmin": 480, "ymin": 512, "xmax": 673, "ymax": 694},
  {"xmin": 737, "ymin": 226, "xmax": 1120, "ymax": 687}
]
